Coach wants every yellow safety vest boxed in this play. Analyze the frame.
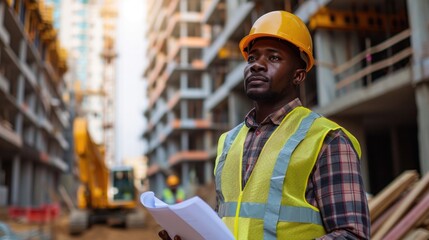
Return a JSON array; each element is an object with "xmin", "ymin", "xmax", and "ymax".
[{"xmin": 214, "ymin": 106, "xmax": 361, "ymax": 240}]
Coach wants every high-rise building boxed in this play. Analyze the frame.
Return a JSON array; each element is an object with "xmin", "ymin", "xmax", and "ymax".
[
  {"xmin": 0, "ymin": 0, "xmax": 69, "ymax": 208},
  {"xmin": 144, "ymin": 0, "xmax": 213, "ymax": 196},
  {"xmin": 53, "ymin": 0, "xmax": 118, "ymax": 166}
]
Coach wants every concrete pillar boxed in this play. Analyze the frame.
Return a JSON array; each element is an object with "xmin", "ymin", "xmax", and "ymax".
[
  {"xmin": 180, "ymin": 100, "xmax": 187, "ymax": 120},
  {"xmin": 19, "ymin": 37, "xmax": 27, "ymax": 61},
  {"xmin": 180, "ymin": 0, "xmax": 187, "ymax": 12},
  {"xmin": 226, "ymin": 0, "xmax": 239, "ymax": 23},
  {"xmin": 204, "ymin": 161, "xmax": 213, "ymax": 184},
  {"xmin": 0, "ymin": 2, "xmax": 4, "ymax": 27},
  {"xmin": 15, "ymin": 40, "xmax": 25, "ymax": 136},
  {"xmin": 156, "ymin": 146, "xmax": 167, "ymax": 167},
  {"xmin": 314, "ymin": 30, "xmax": 335, "ymax": 107},
  {"xmin": 11, "ymin": 156, "xmax": 21, "ymax": 205},
  {"xmin": 180, "ymin": 46, "xmax": 188, "ymax": 66},
  {"xmin": 202, "ymin": 73, "xmax": 211, "ymax": 98},
  {"xmin": 33, "ymin": 166, "xmax": 46, "ymax": 205},
  {"xmin": 181, "ymin": 163, "xmax": 189, "ymax": 189},
  {"xmin": 181, "ymin": 132, "xmax": 189, "ymax": 150},
  {"xmin": 314, "ymin": 30, "xmax": 360, "ymax": 107},
  {"xmin": 229, "ymin": 92, "xmax": 251, "ymax": 126},
  {"xmin": 415, "ymin": 86, "xmax": 429, "ymax": 173},
  {"xmin": 180, "ymin": 73, "xmax": 188, "ymax": 119},
  {"xmin": 14, "ymin": 107, "xmax": 24, "ymax": 142},
  {"xmin": 407, "ymin": 0, "xmax": 429, "ymax": 173},
  {"xmin": 21, "ymin": 160, "xmax": 33, "ymax": 206},
  {"xmin": 155, "ymin": 173, "xmax": 164, "ymax": 198},
  {"xmin": 407, "ymin": 0, "xmax": 429, "ymax": 76}
]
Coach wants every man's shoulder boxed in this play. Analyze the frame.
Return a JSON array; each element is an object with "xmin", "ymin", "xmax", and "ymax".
[
  {"xmin": 312, "ymin": 113, "xmax": 342, "ymax": 129},
  {"xmin": 224, "ymin": 122, "xmax": 246, "ymax": 135},
  {"xmin": 307, "ymin": 113, "xmax": 357, "ymax": 142}
]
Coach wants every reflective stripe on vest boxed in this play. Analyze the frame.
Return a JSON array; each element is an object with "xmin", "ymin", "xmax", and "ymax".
[
  {"xmin": 215, "ymin": 122, "xmax": 244, "ymax": 205},
  {"xmin": 218, "ymin": 201, "xmax": 322, "ymax": 225},
  {"xmin": 264, "ymin": 111, "xmax": 320, "ymax": 239}
]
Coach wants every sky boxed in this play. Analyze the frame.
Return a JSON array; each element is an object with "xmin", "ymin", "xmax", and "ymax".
[{"xmin": 115, "ymin": 0, "xmax": 147, "ymax": 163}]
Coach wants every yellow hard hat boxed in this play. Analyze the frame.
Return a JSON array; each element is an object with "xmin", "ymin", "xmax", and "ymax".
[
  {"xmin": 239, "ymin": 11, "xmax": 314, "ymax": 72},
  {"xmin": 166, "ymin": 175, "xmax": 180, "ymax": 187}
]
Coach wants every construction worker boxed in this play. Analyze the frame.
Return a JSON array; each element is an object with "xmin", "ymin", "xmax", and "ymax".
[
  {"xmin": 159, "ymin": 10, "xmax": 370, "ymax": 240},
  {"xmin": 162, "ymin": 174, "xmax": 185, "ymax": 205}
]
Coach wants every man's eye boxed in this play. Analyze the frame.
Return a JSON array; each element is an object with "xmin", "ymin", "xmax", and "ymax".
[
  {"xmin": 270, "ymin": 56, "xmax": 280, "ymax": 61},
  {"xmin": 247, "ymin": 55, "xmax": 255, "ymax": 62}
]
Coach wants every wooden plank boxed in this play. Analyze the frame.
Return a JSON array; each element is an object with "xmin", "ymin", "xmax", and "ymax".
[
  {"xmin": 373, "ymin": 172, "xmax": 429, "ymax": 240},
  {"xmin": 403, "ymin": 228, "xmax": 429, "ymax": 240},
  {"xmin": 369, "ymin": 170, "xmax": 419, "ymax": 221},
  {"xmin": 371, "ymin": 196, "xmax": 405, "ymax": 236},
  {"xmin": 383, "ymin": 192, "xmax": 429, "ymax": 240}
]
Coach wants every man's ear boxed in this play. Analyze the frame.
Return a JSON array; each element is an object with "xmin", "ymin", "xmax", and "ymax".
[{"xmin": 292, "ymin": 69, "xmax": 306, "ymax": 85}]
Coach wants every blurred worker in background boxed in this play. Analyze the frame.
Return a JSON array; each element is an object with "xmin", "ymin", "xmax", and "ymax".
[
  {"xmin": 162, "ymin": 174, "xmax": 185, "ymax": 205},
  {"xmin": 159, "ymin": 10, "xmax": 370, "ymax": 240},
  {"xmin": 113, "ymin": 171, "xmax": 134, "ymax": 201}
]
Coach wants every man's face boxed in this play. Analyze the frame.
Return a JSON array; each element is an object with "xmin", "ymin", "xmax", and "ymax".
[{"xmin": 243, "ymin": 38, "xmax": 303, "ymax": 103}]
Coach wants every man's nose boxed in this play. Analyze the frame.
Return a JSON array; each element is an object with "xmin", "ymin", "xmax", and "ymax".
[{"xmin": 250, "ymin": 59, "xmax": 266, "ymax": 72}]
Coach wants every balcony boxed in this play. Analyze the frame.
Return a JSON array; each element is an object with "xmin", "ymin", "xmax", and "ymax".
[
  {"xmin": 153, "ymin": 8, "xmax": 167, "ymax": 33},
  {"xmin": 148, "ymin": 79, "xmax": 166, "ymax": 109},
  {"xmin": 21, "ymin": 103, "xmax": 38, "ymax": 126},
  {"xmin": 40, "ymin": 117, "xmax": 54, "ymax": 134},
  {"xmin": 315, "ymin": 28, "xmax": 414, "ymax": 117},
  {"xmin": 171, "ymin": 119, "xmax": 211, "ymax": 130},
  {"xmin": 146, "ymin": 163, "xmax": 161, "ymax": 177},
  {"xmin": 166, "ymin": 0, "xmax": 179, "ymax": 17},
  {"xmin": 168, "ymin": 151, "xmax": 209, "ymax": 167},
  {"xmin": 49, "ymin": 155, "xmax": 68, "ymax": 172},
  {"xmin": 167, "ymin": 36, "xmax": 209, "ymax": 63},
  {"xmin": 334, "ymin": 29, "xmax": 412, "ymax": 96},
  {"xmin": 166, "ymin": 12, "xmax": 204, "ymax": 39},
  {"xmin": 0, "ymin": 75, "xmax": 9, "ymax": 93},
  {"xmin": 0, "ymin": 121, "xmax": 22, "ymax": 149},
  {"xmin": 54, "ymin": 130, "xmax": 69, "ymax": 150},
  {"xmin": 165, "ymin": 57, "xmax": 206, "ymax": 87},
  {"xmin": 147, "ymin": 118, "xmax": 212, "ymax": 153},
  {"xmin": 149, "ymin": 101, "xmax": 168, "ymax": 128},
  {"xmin": 147, "ymin": 0, "xmax": 164, "ymax": 32},
  {"xmin": 147, "ymin": 53, "xmax": 167, "ymax": 86}
]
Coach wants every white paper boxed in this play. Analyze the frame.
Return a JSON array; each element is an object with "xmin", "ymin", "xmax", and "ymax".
[{"xmin": 140, "ymin": 191, "xmax": 234, "ymax": 240}]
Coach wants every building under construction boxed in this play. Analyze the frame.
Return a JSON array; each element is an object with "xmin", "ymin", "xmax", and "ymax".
[
  {"xmin": 144, "ymin": 0, "xmax": 429, "ymax": 197},
  {"xmin": 0, "ymin": 0, "xmax": 69, "ymax": 211}
]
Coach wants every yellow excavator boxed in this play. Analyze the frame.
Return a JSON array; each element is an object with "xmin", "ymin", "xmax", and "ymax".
[{"xmin": 69, "ymin": 117, "xmax": 144, "ymax": 234}]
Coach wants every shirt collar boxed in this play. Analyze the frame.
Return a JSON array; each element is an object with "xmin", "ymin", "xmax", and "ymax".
[{"xmin": 244, "ymin": 98, "xmax": 303, "ymax": 128}]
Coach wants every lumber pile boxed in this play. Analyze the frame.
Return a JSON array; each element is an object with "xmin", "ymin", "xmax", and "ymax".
[{"xmin": 369, "ymin": 170, "xmax": 429, "ymax": 240}]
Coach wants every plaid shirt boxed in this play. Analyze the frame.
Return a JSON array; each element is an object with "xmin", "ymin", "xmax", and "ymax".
[{"xmin": 242, "ymin": 98, "xmax": 370, "ymax": 239}]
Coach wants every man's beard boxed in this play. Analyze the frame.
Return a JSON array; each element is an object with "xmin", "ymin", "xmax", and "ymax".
[{"xmin": 246, "ymin": 90, "xmax": 279, "ymax": 102}]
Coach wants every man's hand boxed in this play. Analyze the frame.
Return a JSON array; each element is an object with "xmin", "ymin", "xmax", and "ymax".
[{"xmin": 158, "ymin": 230, "xmax": 181, "ymax": 240}]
